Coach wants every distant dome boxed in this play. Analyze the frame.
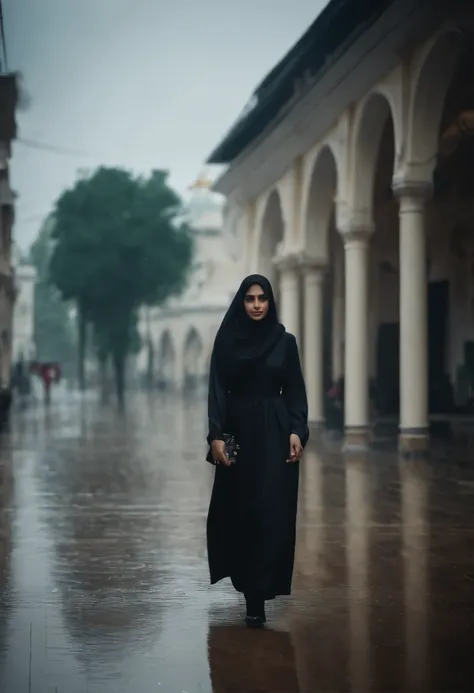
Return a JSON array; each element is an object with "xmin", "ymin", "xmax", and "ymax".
[{"xmin": 184, "ymin": 170, "xmax": 224, "ymax": 232}]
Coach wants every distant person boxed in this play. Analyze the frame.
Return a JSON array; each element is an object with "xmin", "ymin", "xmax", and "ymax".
[
  {"xmin": 12, "ymin": 359, "xmax": 24, "ymax": 392},
  {"xmin": 33, "ymin": 362, "xmax": 61, "ymax": 404},
  {"xmin": 326, "ymin": 377, "xmax": 344, "ymax": 431},
  {"xmin": 12, "ymin": 358, "xmax": 31, "ymax": 403},
  {"xmin": 206, "ymin": 274, "xmax": 309, "ymax": 628}
]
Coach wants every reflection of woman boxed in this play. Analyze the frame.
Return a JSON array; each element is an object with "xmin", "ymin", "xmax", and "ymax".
[
  {"xmin": 206, "ymin": 275, "xmax": 309, "ymax": 627},
  {"xmin": 208, "ymin": 624, "xmax": 300, "ymax": 692}
]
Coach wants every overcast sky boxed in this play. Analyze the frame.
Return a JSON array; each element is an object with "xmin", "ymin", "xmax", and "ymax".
[{"xmin": 4, "ymin": 0, "xmax": 327, "ymax": 251}]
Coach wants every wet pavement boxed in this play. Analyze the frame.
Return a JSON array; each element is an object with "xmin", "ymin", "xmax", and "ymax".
[{"xmin": 0, "ymin": 392, "xmax": 473, "ymax": 693}]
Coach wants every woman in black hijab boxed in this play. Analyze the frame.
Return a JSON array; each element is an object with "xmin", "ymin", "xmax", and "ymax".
[{"xmin": 206, "ymin": 274, "xmax": 309, "ymax": 627}]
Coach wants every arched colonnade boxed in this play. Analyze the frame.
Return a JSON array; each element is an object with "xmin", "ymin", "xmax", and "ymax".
[
  {"xmin": 151, "ymin": 326, "xmax": 210, "ymax": 392},
  {"xmin": 249, "ymin": 31, "xmax": 473, "ymax": 452}
]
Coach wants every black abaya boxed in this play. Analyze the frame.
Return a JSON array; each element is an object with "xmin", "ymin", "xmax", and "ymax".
[{"xmin": 206, "ymin": 328, "xmax": 309, "ymax": 600}]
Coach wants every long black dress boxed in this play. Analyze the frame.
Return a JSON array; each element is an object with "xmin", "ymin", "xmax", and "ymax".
[{"xmin": 207, "ymin": 330, "xmax": 309, "ymax": 600}]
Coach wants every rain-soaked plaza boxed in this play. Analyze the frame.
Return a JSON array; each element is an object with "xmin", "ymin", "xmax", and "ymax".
[{"xmin": 0, "ymin": 393, "xmax": 473, "ymax": 692}]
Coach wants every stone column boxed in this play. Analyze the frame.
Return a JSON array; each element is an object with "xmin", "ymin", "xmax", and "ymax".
[
  {"xmin": 301, "ymin": 259, "xmax": 326, "ymax": 426},
  {"xmin": 342, "ymin": 227, "xmax": 372, "ymax": 448},
  {"xmin": 394, "ymin": 181, "xmax": 431, "ymax": 454},
  {"xmin": 332, "ymin": 247, "xmax": 345, "ymax": 382},
  {"xmin": 276, "ymin": 255, "xmax": 300, "ymax": 342}
]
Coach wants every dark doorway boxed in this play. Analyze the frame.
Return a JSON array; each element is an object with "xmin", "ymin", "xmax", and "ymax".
[
  {"xmin": 375, "ymin": 281, "xmax": 451, "ymax": 416},
  {"xmin": 323, "ymin": 278, "xmax": 333, "ymax": 391},
  {"xmin": 376, "ymin": 322, "xmax": 399, "ymax": 415},
  {"xmin": 428, "ymin": 280, "xmax": 450, "ymax": 412}
]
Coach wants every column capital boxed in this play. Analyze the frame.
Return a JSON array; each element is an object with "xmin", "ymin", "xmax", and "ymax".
[
  {"xmin": 275, "ymin": 249, "xmax": 328, "ymax": 278},
  {"xmin": 297, "ymin": 252, "xmax": 327, "ymax": 273},
  {"xmin": 392, "ymin": 177, "xmax": 432, "ymax": 201},
  {"xmin": 339, "ymin": 224, "xmax": 373, "ymax": 247},
  {"xmin": 273, "ymin": 248, "xmax": 300, "ymax": 273}
]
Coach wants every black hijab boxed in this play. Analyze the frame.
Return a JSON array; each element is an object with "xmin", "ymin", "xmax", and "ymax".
[{"xmin": 213, "ymin": 274, "xmax": 285, "ymax": 383}]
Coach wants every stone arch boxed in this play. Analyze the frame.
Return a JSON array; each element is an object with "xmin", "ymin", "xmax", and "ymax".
[
  {"xmin": 302, "ymin": 144, "xmax": 339, "ymax": 261},
  {"xmin": 407, "ymin": 30, "xmax": 464, "ymax": 175},
  {"xmin": 255, "ymin": 188, "xmax": 284, "ymax": 284},
  {"xmin": 158, "ymin": 330, "xmax": 176, "ymax": 390},
  {"xmin": 183, "ymin": 327, "xmax": 204, "ymax": 390},
  {"xmin": 350, "ymin": 91, "xmax": 398, "ymax": 221},
  {"xmin": 302, "ymin": 143, "xmax": 345, "ymax": 390}
]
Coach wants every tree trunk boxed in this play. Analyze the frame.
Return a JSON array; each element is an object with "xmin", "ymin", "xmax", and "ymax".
[
  {"xmin": 146, "ymin": 342, "xmax": 154, "ymax": 390},
  {"xmin": 77, "ymin": 304, "xmax": 87, "ymax": 391},
  {"xmin": 112, "ymin": 350, "xmax": 126, "ymax": 409}
]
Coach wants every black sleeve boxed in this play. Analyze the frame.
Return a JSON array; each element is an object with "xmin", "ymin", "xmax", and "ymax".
[
  {"xmin": 207, "ymin": 347, "xmax": 227, "ymax": 445},
  {"xmin": 282, "ymin": 334, "xmax": 309, "ymax": 447}
]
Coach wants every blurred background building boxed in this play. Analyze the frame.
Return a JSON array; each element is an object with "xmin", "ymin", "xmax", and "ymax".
[
  {"xmin": 136, "ymin": 171, "xmax": 243, "ymax": 392},
  {"xmin": 12, "ymin": 257, "xmax": 35, "ymax": 364}
]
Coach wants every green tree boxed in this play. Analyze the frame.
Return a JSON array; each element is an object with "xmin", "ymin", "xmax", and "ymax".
[
  {"xmin": 29, "ymin": 217, "xmax": 77, "ymax": 377},
  {"xmin": 49, "ymin": 167, "xmax": 193, "ymax": 405}
]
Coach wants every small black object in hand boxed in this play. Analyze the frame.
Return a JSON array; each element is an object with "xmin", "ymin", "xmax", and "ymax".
[
  {"xmin": 206, "ymin": 432, "xmax": 240, "ymax": 466},
  {"xmin": 223, "ymin": 432, "xmax": 239, "ymax": 465}
]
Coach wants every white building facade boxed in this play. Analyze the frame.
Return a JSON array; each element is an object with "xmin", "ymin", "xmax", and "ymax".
[
  {"xmin": 207, "ymin": 0, "xmax": 474, "ymax": 453},
  {"xmin": 137, "ymin": 175, "xmax": 243, "ymax": 391}
]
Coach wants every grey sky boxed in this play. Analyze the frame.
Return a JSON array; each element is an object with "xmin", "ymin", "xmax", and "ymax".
[{"xmin": 4, "ymin": 0, "xmax": 326, "ymax": 251}]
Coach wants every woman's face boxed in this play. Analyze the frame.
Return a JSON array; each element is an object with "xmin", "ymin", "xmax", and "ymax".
[{"xmin": 243, "ymin": 283, "xmax": 269, "ymax": 321}]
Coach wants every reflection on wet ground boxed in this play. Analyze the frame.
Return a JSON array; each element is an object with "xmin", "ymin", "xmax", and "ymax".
[{"xmin": 0, "ymin": 393, "xmax": 473, "ymax": 692}]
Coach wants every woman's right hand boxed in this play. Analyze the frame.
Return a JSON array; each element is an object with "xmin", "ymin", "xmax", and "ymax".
[{"xmin": 211, "ymin": 440, "xmax": 231, "ymax": 467}]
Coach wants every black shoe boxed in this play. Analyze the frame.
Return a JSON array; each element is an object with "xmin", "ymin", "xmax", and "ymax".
[{"xmin": 245, "ymin": 595, "xmax": 266, "ymax": 628}]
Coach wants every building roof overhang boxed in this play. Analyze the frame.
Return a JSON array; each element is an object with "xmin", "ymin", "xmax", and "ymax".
[{"xmin": 206, "ymin": 0, "xmax": 397, "ymax": 166}]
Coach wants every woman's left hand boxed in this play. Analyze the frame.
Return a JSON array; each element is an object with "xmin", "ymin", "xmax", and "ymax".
[{"xmin": 287, "ymin": 433, "xmax": 303, "ymax": 463}]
